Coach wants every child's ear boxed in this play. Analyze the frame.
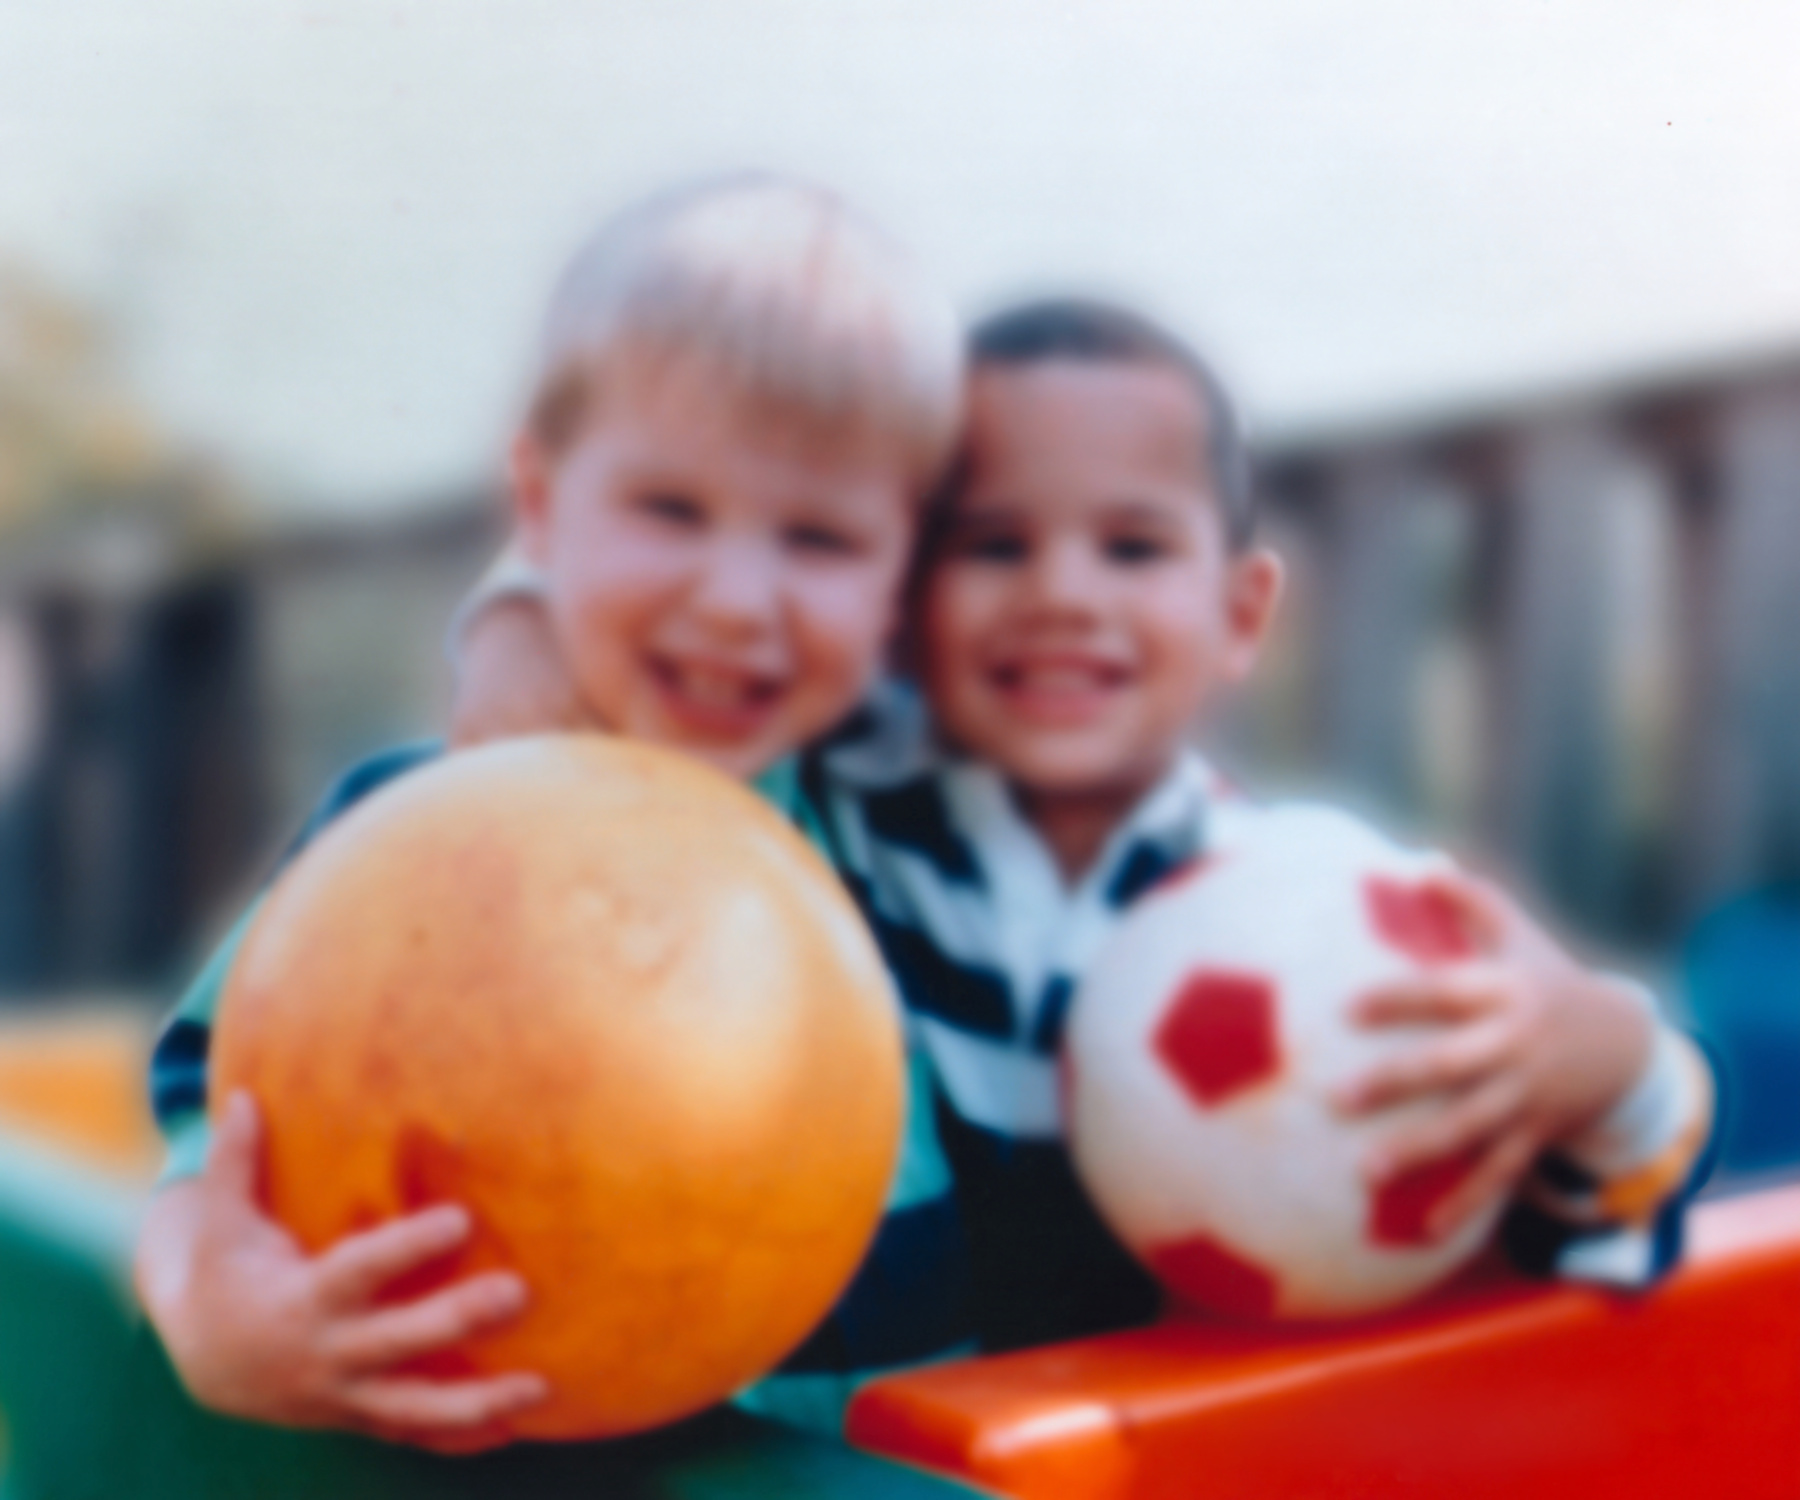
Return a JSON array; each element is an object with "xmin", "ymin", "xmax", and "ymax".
[
  {"xmin": 509, "ymin": 431, "xmax": 555, "ymax": 567},
  {"xmin": 1221, "ymin": 546, "xmax": 1284, "ymax": 681}
]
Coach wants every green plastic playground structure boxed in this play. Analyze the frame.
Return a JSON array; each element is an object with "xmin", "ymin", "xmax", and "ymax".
[{"xmin": 0, "ymin": 1131, "xmax": 982, "ymax": 1500}]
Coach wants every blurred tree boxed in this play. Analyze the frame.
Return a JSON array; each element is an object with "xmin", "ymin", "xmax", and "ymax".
[
  {"xmin": 0, "ymin": 266, "xmax": 259, "ymax": 997},
  {"xmin": 0, "ymin": 264, "xmax": 242, "ymax": 557}
]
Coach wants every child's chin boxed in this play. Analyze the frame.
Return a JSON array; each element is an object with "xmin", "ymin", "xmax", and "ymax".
[
  {"xmin": 670, "ymin": 739, "xmax": 779, "ymax": 782},
  {"xmin": 627, "ymin": 705, "xmax": 790, "ymax": 782},
  {"xmin": 1003, "ymin": 745, "xmax": 1141, "ymax": 797}
]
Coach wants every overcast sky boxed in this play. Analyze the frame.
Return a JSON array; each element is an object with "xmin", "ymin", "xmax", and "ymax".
[{"xmin": 5, "ymin": 1, "xmax": 1800, "ymax": 512}]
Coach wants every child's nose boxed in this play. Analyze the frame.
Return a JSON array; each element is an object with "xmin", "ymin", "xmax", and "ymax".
[
  {"xmin": 687, "ymin": 535, "xmax": 782, "ymax": 635},
  {"xmin": 1023, "ymin": 538, "xmax": 1104, "ymax": 617}
]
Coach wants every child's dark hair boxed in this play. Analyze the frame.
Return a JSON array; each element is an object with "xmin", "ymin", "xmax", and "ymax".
[{"xmin": 967, "ymin": 298, "xmax": 1255, "ymax": 549}]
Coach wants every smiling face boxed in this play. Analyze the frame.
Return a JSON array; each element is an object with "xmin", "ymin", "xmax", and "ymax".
[
  {"xmin": 919, "ymin": 357, "xmax": 1282, "ymax": 813},
  {"xmin": 513, "ymin": 358, "xmax": 916, "ymax": 780}
]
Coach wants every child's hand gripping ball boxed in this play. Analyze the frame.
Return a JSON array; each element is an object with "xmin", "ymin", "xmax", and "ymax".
[
  {"xmin": 1066, "ymin": 807, "xmax": 1505, "ymax": 1321},
  {"xmin": 213, "ymin": 736, "xmax": 904, "ymax": 1441}
]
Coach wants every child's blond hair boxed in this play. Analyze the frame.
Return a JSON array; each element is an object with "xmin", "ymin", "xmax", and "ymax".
[{"xmin": 528, "ymin": 173, "xmax": 963, "ymax": 488}]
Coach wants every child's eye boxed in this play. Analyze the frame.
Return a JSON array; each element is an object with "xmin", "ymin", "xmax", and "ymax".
[
  {"xmin": 785, "ymin": 522, "xmax": 860, "ymax": 556},
  {"xmin": 637, "ymin": 491, "xmax": 706, "ymax": 527},
  {"xmin": 1105, "ymin": 534, "xmax": 1168, "ymax": 564}
]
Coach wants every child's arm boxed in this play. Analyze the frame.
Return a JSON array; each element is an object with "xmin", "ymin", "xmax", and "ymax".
[
  {"xmin": 1334, "ymin": 873, "xmax": 1715, "ymax": 1276},
  {"xmin": 137, "ymin": 1093, "xmax": 546, "ymax": 1451},
  {"xmin": 448, "ymin": 545, "xmax": 596, "ymax": 746}
]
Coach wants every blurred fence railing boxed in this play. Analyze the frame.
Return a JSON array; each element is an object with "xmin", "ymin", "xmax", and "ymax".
[{"xmin": 1247, "ymin": 355, "xmax": 1800, "ymax": 950}]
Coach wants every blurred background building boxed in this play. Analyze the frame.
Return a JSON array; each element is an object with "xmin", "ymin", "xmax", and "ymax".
[
  {"xmin": 0, "ymin": 268, "xmax": 498, "ymax": 993},
  {"xmin": 1247, "ymin": 356, "xmax": 1800, "ymax": 948}
]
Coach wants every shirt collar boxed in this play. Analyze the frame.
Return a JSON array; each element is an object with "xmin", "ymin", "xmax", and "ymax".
[{"xmin": 939, "ymin": 746, "xmax": 1217, "ymax": 904}]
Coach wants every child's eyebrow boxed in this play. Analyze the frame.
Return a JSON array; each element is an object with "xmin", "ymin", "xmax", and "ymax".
[
  {"xmin": 779, "ymin": 499, "xmax": 881, "ymax": 539},
  {"xmin": 608, "ymin": 457, "xmax": 704, "ymax": 494},
  {"xmin": 1097, "ymin": 497, "xmax": 1191, "ymax": 526}
]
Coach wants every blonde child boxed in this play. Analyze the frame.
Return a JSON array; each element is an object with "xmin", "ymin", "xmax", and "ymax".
[{"xmin": 135, "ymin": 173, "xmax": 971, "ymax": 1448}]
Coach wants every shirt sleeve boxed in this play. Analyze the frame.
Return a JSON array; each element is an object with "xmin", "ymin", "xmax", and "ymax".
[
  {"xmin": 147, "ymin": 741, "xmax": 443, "ymax": 1186},
  {"xmin": 443, "ymin": 540, "xmax": 547, "ymax": 664},
  {"xmin": 1504, "ymin": 985, "xmax": 1719, "ymax": 1288},
  {"xmin": 148, "ymin": 901, "xmax": 262, "ymax": 1184}
]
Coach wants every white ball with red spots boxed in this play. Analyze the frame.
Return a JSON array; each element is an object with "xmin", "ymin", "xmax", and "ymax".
[{"xmin": 1066, "ymin": 804, "xmax": 1506, "ymax": 1321}]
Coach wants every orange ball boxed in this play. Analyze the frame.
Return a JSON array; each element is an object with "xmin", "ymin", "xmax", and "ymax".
[{"xmin": 213, "ymin": 735, "xmax": 904, "ymax": 1440}]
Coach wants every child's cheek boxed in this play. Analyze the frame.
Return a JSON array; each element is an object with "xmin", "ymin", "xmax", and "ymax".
[
  {"xmin": 809, "ymin": 581, "xmax": 892, "ymax": 688},
  {"xmin": 918, "ymin": 565, "xmax": 989, "ymax": 667},
  {"xmin": 567, "ymin": 513, "xmax": 680, "ymax": 600}
]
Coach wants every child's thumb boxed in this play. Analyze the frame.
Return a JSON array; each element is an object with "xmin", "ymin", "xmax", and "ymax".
[
  {"xmin": 1426, "ymin": 868, "xmax": 1510, "ymax": 955},
  {"xmin": 205, "ymin": 1090, "xmax": 263, "ymax": 1201}
]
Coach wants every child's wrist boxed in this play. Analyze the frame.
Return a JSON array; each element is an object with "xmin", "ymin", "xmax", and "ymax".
[
  {"xmin": 1557, "ymin": 1020, "xmax": 1712, "ymax": 1187},
  {"xmin": 157, "ymin": 1111, "xmax": 214, "ymax": 1187}
]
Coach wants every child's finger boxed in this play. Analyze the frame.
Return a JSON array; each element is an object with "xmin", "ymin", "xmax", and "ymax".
[
  {"xmin": 1430, "ymin": 871, "xmax": 1514, "ymax": 952},
  {"xmin": 1360, "ymin": 1074, "xmax": 1526, "ymax": 1184},
  {"xmin": 1349, "ymin": 966, "xmax": 1507, "ymax": 1028},
  {"xmin": 325, "ymin": 1272, "xmax": 527, "ymax": 1371},
  {"xmin": 1333, "ymin": 1019, "xmax": 1513, "ymax": 1114},
  {"xmin": 341, "ymin": 1370, "xmax": 549, "ymax": 1433},
  {"xmin": 369, "ymin": 1420, "xmax": 518, "ymax": 1456},
  {"xmin": 1425, "ymin": 1129, "xmax": 1539, "ymax": 1241},
  {"xmin": 202, "ymin": 1091, "xmax": 263, "ymax": 1201},
  {"xmin": 314, "ymin": 1206, "xmax": 473, "ymax": 1309}
]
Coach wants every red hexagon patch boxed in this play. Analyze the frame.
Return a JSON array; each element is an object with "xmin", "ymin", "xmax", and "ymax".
[
  {"xmin": 1154, "ymin": 970, "xmax": 1281, "ymax": 1108},
  {"xmin": 1147, "ymin": 1232, "xmax": 1279, "ymax": 1320},
  {"xmin": 1364, "ymin": 876, "xmax": 1475, "ymax": 964},
  {"xmin": 1369, "ymin": 1148, "xmax": 1481, "ymax": 1246}
]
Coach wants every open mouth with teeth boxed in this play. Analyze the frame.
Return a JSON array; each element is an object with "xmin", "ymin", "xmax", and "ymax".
[
  {"xmin": 989, "ymin": 657, "xmax": 1134, "ymax": 725},
  {"xmin": 649, "ymin": 655, "xmax": 787, "ymax": 738}
]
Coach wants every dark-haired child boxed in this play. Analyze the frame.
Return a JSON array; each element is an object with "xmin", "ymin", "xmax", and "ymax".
[{"xmin": 810, "ymin": 300, "xmax": 1715, "ymax": 1347}]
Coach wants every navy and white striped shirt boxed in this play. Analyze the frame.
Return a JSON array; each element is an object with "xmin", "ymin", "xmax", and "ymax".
[{"xmin": 810, "ymin": 684, "xmax": 1718, "ymax": 1348}]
